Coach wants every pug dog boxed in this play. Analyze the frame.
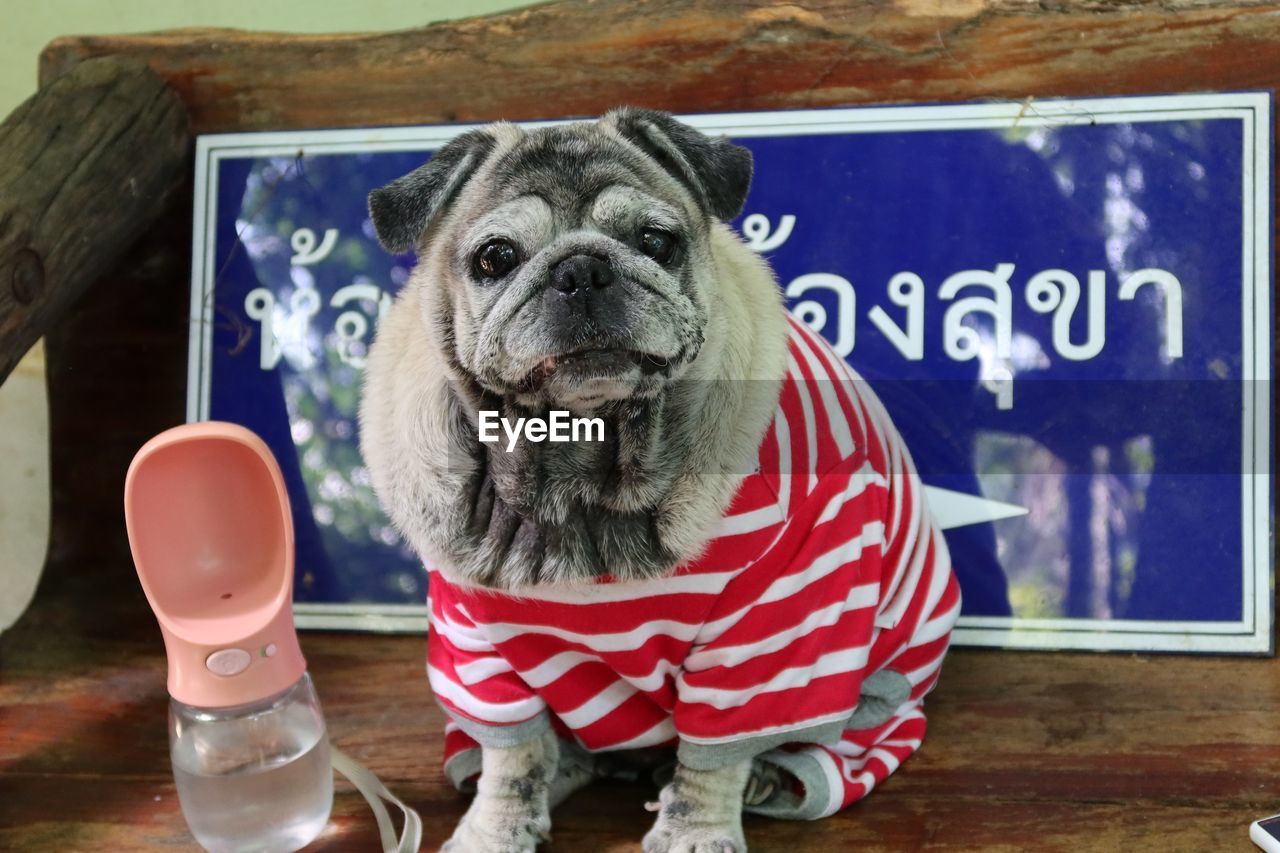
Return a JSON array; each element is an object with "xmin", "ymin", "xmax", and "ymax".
[{"xmin": 360, "ymin": 108, "xmax": 960, "ymax": 852}]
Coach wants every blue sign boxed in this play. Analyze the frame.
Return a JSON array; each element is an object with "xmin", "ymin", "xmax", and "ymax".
[{"xmin": 189, "ymin": 94, "xmax": 1273, "ymax": 653}]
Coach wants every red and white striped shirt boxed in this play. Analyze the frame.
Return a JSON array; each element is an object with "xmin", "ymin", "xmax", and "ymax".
[{"xmin": 427, "ymin": 317, "xmax": 959, "ymax": 806}]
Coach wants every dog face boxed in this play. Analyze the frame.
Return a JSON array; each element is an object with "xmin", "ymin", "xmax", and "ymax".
[
  {"xmin": 368, "ymin": 109, "xmax": 753, "ymax": 412},
  {"xmin": 362, "ymin": 110, "xmax": 774, "ymax": 589}
]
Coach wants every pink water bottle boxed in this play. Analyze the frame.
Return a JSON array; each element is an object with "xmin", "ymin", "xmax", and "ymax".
[{"xmin": 125, "ymin": 423, "xmax": 332, "ymax": 852}]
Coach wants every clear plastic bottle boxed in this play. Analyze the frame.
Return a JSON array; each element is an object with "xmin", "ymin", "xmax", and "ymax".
[{"xmin": 169, "ymin": 672, "xmax": 333, "ymax": 853}]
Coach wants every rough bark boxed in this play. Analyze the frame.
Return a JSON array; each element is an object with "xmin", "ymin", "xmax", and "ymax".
[
  {"xmin": 36, "ymin": 1, "xmax": 1280, "ymax": 133},
  {"xmin": 0, "ymin": 57, "xmax": 190, "ymax": 385}
]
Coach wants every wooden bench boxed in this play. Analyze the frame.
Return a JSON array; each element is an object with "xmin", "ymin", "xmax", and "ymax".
[{"xmin": 2, "ymin": 2, "xmax": 1277, "ymax": 850}]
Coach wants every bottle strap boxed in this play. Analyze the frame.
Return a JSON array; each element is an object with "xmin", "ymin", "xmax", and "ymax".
[{"xmin": 331, "ymin": 745, "xmax": 424, "ymax": 853}]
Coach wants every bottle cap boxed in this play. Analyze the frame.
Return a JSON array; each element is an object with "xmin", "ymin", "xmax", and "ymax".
[{"xmin": 124, "ymin": 422, "xmax": 306, "ymax": 708}]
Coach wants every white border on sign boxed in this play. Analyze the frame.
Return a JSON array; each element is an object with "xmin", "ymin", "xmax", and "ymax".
[{"xmin": 189, "ymin": 93, "xmax": 1274, "ymax": 653}]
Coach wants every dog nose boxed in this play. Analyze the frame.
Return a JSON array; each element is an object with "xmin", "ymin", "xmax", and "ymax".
[{"xmin": 550, "ymin": 255, "xmax": 614, "ymax": 294}]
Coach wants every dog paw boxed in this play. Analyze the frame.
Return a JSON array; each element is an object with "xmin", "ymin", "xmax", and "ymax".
[
  {"xmin": 641, "ymin": 802, "xmax": 745, "ymax": 853},
  {"xmin": 442, "ymin": 807, "xmax": 551, "ymax": 853},
  {"xmin": 641, "ymin": 821, "xmax": 745, "ymax": 853},
  {"xmin": 641, "ymin": 760, "xmax": 750, "ymax": 853}
]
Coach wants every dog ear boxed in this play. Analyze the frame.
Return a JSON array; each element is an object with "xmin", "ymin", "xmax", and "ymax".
[
  {"xmin": 601, "ymin": 107, "xmax": 753, "ymax": 221},
  {"xmin": 368, "ymin": 128, "xmax": 497, "ymax": 254}
]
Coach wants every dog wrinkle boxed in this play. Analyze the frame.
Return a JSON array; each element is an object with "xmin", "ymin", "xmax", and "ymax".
[{"xmin": 362, "ymin": 118, "xmax": 786, "ymax": 594}]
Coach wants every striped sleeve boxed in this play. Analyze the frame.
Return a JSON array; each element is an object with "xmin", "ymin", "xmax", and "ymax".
[
  {"xmin": 673, "ymin": 450, "xmax": 890, "ymax": 770},
  {"xmin": 426, "ymin": 575, "xmax": 551, "ymax": 746}
]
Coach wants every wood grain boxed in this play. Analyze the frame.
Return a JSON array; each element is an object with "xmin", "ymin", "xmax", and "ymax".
[
  {"xmin": 0, "ymin": 56, "xmax": 189, "ymax": 386},
  {"xmin": 2, "ymin": 579, "xmax": 1278, "ymax": 852},
  {"xmin": 34, "ymin": 1, "xmax": 1280, "ymax": 133},
  {"xmin": 9, "ymin": 1, "xmax": 1279, "ymax": 850}
]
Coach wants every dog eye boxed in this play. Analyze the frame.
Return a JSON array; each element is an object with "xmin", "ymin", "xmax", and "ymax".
[
  {"xmin": 472, "ymin": 240, "xmax": 520, "ymax": 279},
  {"xmin": 639, "ymin": 228, "xmax": 677, "ymax": 265}
]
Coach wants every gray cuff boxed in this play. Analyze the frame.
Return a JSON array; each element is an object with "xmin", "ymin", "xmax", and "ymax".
[
  {"xmin": 676, "ymin": 717, "xmax": 847, "ymax": 771},
  {"xmin": 443, "ymin": 746, "xmax": 483, "ymax": 793},
  {"xmin": 446, "ymin": 707, "xmax": 552, "ymax": 749},
  {"xmin": 845, "ymin": 669, "xmax": 912, "ymax": 731},
  {"xmin": 744, "ymin": 749, "xmax": 832, "ymax": 821}
]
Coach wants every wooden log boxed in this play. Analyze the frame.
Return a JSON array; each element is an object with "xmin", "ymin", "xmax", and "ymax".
[
  {"xmin": 36, "ymin": 1, "xmax": 1280, "ymax": 133},
  {"xmin": 0, "ymin": 56, "xmax": 189, "ymax": 386}
]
